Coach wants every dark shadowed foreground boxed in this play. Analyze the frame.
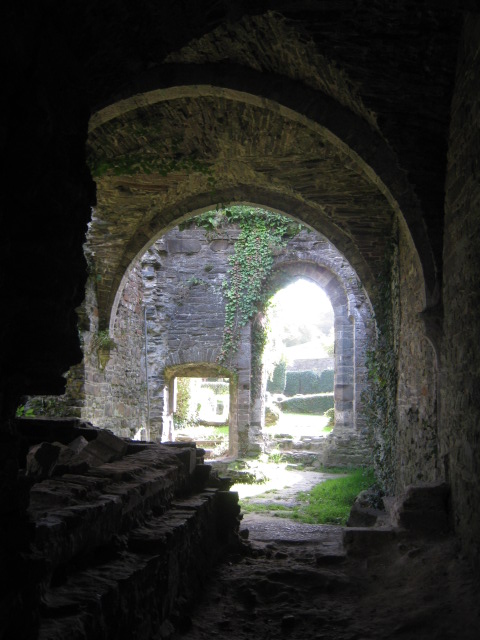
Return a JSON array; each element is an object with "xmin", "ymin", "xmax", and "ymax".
[{"xmin": 174, "ymin": 515, "xmax": 479, "ymax": 640}]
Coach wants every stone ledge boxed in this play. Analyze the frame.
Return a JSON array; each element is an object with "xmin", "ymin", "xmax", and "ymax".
[{"xmin": 343, "ymin": 527, "xmax": 398, "ymax": 555}]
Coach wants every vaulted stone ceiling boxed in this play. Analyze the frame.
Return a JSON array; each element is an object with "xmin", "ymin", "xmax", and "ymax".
[
  {"xmin": 87, "ymin": 93, "xmax": 392, "ymax": 322},
  {"xmin": 84, "ymin": 2, "xmax": 461, "ymax": 327}
]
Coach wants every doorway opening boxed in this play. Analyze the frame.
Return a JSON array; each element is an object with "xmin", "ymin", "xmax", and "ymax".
[
  {"xmin": 170, "ymin": 376, "xmax": 231, "ymax": 459},
  {"xmin": 264, "ymin": 278, "xmax": 335, "ymax": 451}
]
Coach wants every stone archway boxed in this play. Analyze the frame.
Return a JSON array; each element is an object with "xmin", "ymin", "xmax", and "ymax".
[
  {"xmin": 259, "ymin": 264, "xmax": 355, "ymax": 439},
  {"xmin": 248, "ymin": 252, "xmax": 374, "ymax": 467},
  {"xmin": 63, "ymin": 210, "xmax": 375, "ymax": 465}
]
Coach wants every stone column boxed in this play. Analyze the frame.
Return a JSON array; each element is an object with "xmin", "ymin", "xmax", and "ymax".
[{"xmin": 233, "ymin": 324, "xmax": 253, "ymax": 456}]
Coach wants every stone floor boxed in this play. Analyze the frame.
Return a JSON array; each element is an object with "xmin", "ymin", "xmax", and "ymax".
[
  {"xmin": 232, "ymin": 467, "xmax": 344, "ymax": 507},
  {"xmin": 172, "ymin": 518, "xmax": 479, "ymax": 639},
  {"xmin": 171, "ymin": 480, "xmax": 480, "ymax": 640}
]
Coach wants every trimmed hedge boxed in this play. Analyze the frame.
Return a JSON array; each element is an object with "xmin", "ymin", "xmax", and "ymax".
[
  {"xmin": 277, "ymin": 393, "xmax": 334, "ymax": 415},
  {"xmin": 284, "ymin": 369, "xmax": 334, "ymax": 396},
  {"xmin": 201, "ymin": 381, "xmax": 229, "ymax": 395},
  {"xmin": 267, "ymin": 359, "xmax": 287, "ymax": 394}
]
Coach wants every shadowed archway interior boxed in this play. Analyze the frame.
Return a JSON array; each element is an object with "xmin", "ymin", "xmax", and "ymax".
[{"xmin": 2, "ymin": 5, "xmax": 480, "ymax": 639}]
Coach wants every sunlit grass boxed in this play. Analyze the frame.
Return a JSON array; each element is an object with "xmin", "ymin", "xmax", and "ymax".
[
  {"xmin": 293, "ymin": 467, "xmax": 376, "ymax": 524},
  {"xmin": 177, "ymin": 424, "xmax": 228, "ymax": 438},
  {"xmin": 240, "ymin": 467, "xmax": 376, "ymax": 526}
]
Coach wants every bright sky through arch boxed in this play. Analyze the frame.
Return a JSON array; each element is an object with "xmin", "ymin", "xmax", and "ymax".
[{"xmin": 270, "ymin": 278, "xmax": 333, "ymax": 326}]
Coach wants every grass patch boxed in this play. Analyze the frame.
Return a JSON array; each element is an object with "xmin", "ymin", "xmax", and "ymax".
[
  {"xmin": 240, "ymin": 467, "xmax": 376, "ymax": 526},
  {"xmin": 293, "ymin": 467, "xmax": 376, "ymax": 525},
  {"xmin": 267, "ymin": 451, "xmax": 285, "ymax": 464},
  {"xmin": 179, "ymin": 424, "xmax": 228, "ymax": 438},
  {"xmin": 240, "ymin": 502, "xmax": 292, "ymax": 514}
]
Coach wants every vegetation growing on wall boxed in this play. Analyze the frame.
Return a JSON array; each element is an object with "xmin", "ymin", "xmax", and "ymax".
[
  {"xmin": 363, "ymin": 235, "xmax": 400, "ymax": 495},
  {"xmin": 182, "ymin": 206, "xmax": 303, "ymax": 369},
  {"xmin": 88, "ymin": 122, "xmax": 215, "ymax": 186},
  {"xmin": 90, "ymin": 329, "xmax": 116, "ymax": 352},
  {"xmin": 89, "ymin": 154, "xmax": 214, "ymax": 182}
]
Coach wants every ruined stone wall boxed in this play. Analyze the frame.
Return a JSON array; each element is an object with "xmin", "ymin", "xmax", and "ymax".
[
  {"xmin": 58, "ymin": 221, "xmax": 373, "ymax": 462},
  {"xmin": 440, "ymin": 15, "xmax": 480, "ymax": 568},
  {"xmin": 139, "ymin": 225, "xmax": 373, "ymax": 459},
  {"xmin": 141, "ymin": 228, "xmax": 234, "ymax": 441},
  {"xmin": 140, "ymin": 227, "xmax": 256, "ymax": 451},
  {"xmin": 396, "ymin": 225, "xmax": 439, "ymax": 490},
  {"xmin": 81, "ymin": 266, "xmax": 148, "ymax": 437}
]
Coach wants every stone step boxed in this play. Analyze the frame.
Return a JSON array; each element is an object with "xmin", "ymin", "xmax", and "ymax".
[
  {"xmin": 38, "ymin": 490, "xmax": 241, "ymax": 640},
  {"xmin": 28, "ymin": 444, "xmax": 204, "ymax": 583}
]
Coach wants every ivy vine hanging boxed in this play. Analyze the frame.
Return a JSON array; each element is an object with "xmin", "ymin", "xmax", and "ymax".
[{"xmin": 182, "ymin": 205, "xmax": 303, "ymax": 366}]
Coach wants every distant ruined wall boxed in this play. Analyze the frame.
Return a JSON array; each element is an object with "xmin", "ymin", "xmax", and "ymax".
[
  {"xmin": 441, "ymin": 15, "xmax": 480, "ymax": 568},
  {"xmin": 141, "ymin": 225, "xmax": 372, "ymax": 459},
  {"xmin": 140, "ymin": 227, "xmax": 247, "ymax": 447}
]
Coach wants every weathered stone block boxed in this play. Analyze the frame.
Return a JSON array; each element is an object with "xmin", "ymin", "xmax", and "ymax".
[
  {"xmin": 334, "ymin": 384, "xmax": 354, "ymax": 402},
  {"xmin": 346, "ymin": 489, "xmax": 385, "ymax": 527},
  {"xmin": 26, "ymin": 442, "xmax": 62, "ymax": 480},
  {"xmin": 389, "ymin": 482, "xmax": 450, "ymax": 534},
  {"xmin": 76, "ymin": 430, "xmax": 128, "ymax": 466},
  {"xmin": 167, "ymin": 238, "xmax": 201, "ymax": 254}
]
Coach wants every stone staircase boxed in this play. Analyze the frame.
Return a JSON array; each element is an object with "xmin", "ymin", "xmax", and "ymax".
[
  {"xmin": 15, "ymin": 419, "xmax": 241, "ymax": 640},
  {"xmin": 267, "ymin": 432, "xmax": 371, "ymax": 468}
]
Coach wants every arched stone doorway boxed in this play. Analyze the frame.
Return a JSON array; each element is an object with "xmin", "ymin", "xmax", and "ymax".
[
  {"xmin": 247, "ymin": 256, "xmax": 373, "ymax": 466},
  {"xmin": 52, "ymin": 211, "xmax": 374, "ymax": 468},
  {"xmin": 59, "ymin": 35, "xmax": 440, "ymax": 485},
  {"xmin": 259, "ymin": 265, "xmax": 356, "ymax": 439},
  {"xmin": 83, "ymin": 70, "xmax": 438, "ymax": 478}
]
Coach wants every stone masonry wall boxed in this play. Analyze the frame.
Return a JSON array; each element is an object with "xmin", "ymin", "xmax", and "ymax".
[
  {"xmin": 440, "ymin": 15, "xmax": 480, "ymax": 568},
  {"xmin": 41, "ymin": 221, "xmax": 373, "ymax": 463},
  {"xmin": 80, "ymin": 266, "xmax": 148, "ymax": 437},
  {"xmin": 140, "ymin": 227, "xmax": 252, "ymax": 449},
  {"xmin": 396, "ymin": 224, "xmax": 439, "ymax": 490}
]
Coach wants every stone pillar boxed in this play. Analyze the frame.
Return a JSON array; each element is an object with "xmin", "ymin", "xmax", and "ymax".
[
  {"xmin": 148, "ymin": 370, "xmax": 166, "ymax": 441},
  {"xmin": 249, "ymin": 316, "xmax": 267, "ymax": 455},
  {"xmin": 228, "ymin": 377, "xmax": 239, "ymax": 455},
  {"xmin": 331, "ymin": 299, "xmax": 355, "ymax": 437},
  {"xmin": 234, "ymin": 324, "xmax": 254, "ymax": 456}
]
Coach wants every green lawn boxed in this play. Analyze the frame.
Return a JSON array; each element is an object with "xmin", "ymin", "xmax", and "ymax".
[{"xmin": 177, "ymin": 424, "xmax": 228, "ymax": 438}]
